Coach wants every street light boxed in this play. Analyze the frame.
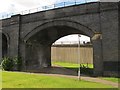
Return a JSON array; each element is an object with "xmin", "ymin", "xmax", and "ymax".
[{"xmin": 78, "ymin": 34, "xmax": 81, "ymax": 80}]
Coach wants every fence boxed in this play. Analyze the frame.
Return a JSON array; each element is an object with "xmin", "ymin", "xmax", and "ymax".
[
  {"xmin": 0, "ymin": 0, "xmax": 99, "ymax": 19},
  {"xmin": 51, "ymin": 44, "xmax": 93, "ymax": 64}
]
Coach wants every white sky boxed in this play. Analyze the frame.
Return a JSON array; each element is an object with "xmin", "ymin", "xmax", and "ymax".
[
  {"xmin": 0, "ymin": 0, "xmax": 91, "ymax": 43},
  {"xmin": 55, "ymin": 34, "xmax": 90, "ymax": 43}
]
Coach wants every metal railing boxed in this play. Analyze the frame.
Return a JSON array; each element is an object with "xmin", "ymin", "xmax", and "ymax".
[{"xmin": 0, "ymin": 0, "xmax": 99, "ymax": 20}]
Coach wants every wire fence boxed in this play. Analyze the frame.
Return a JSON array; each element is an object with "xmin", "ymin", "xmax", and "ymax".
[{"xmin": 0, "ymin": 0, "xmax": 99, "ymax": 20}]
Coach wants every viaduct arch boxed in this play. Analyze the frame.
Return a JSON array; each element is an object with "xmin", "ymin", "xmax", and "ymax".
[
  {"xmin": 1, "ymin": 2, "xmax": 119, "ymax": 77},
  {"xmin": 23, "ymin": 20, "xmax": 102, "ymax": 75}
]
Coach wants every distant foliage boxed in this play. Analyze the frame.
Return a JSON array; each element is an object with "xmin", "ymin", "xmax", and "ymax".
[{"xmin": 1, "ymin": 56, "xmax": 22, "ymax": 71}]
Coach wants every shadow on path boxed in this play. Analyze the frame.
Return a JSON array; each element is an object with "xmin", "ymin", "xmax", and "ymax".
[{"xmin": 26, "ymin": 66, "xmax": 78, "ymax": 76}]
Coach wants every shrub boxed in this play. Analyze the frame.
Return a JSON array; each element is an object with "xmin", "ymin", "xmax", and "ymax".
[
  {"xmin": 1, "ymin": 56, "xmax": 22, "ymax": 71},
  {"xmin": 1, "ymin": 57, "xmax": 14, "ymax": 71},
  {"xmin": 13, "ymin": 56, "xmax": 22, "ymax": 71}
]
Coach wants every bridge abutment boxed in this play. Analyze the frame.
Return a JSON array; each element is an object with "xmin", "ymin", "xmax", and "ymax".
[
  {"xmin": 24, "ymin": 43, "xmax": 51, "ymax": 71},
  {"xmin": 1, "ymin": 2, "xmax": 119, "ymax": 77},
  {"xmin": 92, "ymin": 33, "xmax": 103, "ymax": 76},
  {"xmin": 100, "ymin": 3, "xmax": 119, "ymax": 77},
  {"xmin": 8, "ymin": 15, "xmax": 21, "ymax": 57}
]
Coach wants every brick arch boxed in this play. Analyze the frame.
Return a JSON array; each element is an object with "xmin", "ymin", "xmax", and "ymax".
[
  {"xmin": 24, "ymin": 20, "xmax": 95, "ymax": 42},
  {"xmin": 2, "ymin": 32, "xmax": 10, "ymax": 57},
  {"xmin": 23, "ymin": 20, "xmax": 103, "ymax": 75},
  {"xmin": 2, "ymin": 32, "xmax": 10, "ymax": 43}
]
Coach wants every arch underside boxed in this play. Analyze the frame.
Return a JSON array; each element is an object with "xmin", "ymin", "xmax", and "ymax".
[
  {"xmin": 24, "ymin": 20, "xmax": 95, "ymax": 42},
  {"xmin": 23, "ymin": 20, "xmax": 103, "ymax": 76},
  {"xmin": 27, "ymin": 26, "xmax": 90, "ymax": 46}
]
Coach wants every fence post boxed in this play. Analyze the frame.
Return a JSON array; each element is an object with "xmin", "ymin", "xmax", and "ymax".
[
  {"xmin": 75, "ymin": 0, "xmax": 76, "ymax": 5},
  {"xmin": 29, "ymin": 9, "xmax": 31, "ymax": 14},
  {"xmin": 78, "ymin": 34, "xmax": 81, "ymax": 80},
  {"xmin": 64, "ymin": 2, "xmax": 65, "ymax": 7},
  {"xmin": 54, "ymin": 4, "xmax": 55, "ymax": 8},
  {"xmin": 2, "ymin": 15, "xmax": 3, "ymax": 19}
]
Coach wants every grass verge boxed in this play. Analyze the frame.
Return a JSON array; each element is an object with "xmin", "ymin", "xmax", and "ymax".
[
  {"xmin": 52, "ymin": 61, "xmax": 93, "ymax": 68},
  {"xmin": 2, "ymin": 71, "xmax": 114, "ymax": 88},
  {"xmin": 53, "ymin": 61, "xmax": 120, "ymax": 83},
  {"xmin": 100, "ymin": 77, "xmax": 120, "ymax": 83}
]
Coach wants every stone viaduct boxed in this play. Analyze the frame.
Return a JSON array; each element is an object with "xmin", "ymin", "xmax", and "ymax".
[{"xmin": 0, "ymin": 2, "xmax": 120, "ymax": 77}]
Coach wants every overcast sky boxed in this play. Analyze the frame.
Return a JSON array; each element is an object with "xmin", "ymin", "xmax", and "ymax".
[
  {"xmin": 0, "ymin": 0, "xmax": 118, "ymax": 14},
  {"xmin": 0, "ymin": 0, "xmax": 92, "ymax": 43},
  {"xmin": 0, "ymin": 0, "xmax": 87, "ymax": 13}
]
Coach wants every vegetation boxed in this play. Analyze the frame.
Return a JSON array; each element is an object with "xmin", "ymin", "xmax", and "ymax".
[
  {"xmin": 1, "ymin": 57, "xmax": 14, "ymax": 71},
  {"xmin": 53, "ymin": 61, "xmax": 120, "ymax": 83},
  {"xmin": 0, "ymin": 65, "xmax": 1, "ymax": 70},
  {"xmin": 52, "ymin": 61, "xmax": 93, "ymax": 75},
  {"xmin": 0, "ymin": 71, "xmax": 1, "ymax": 89},
  {"xmin": 13, "ymin": 57, "xmax": 22, "ymax": 71},
  {"xmin": 101, "ymin": 77, "xmax": 120, "ymax": 83},
  {"xmin": 1, "ymin": 57, "xmax": 22, "ymax": 71},
  {"xmin": 52, "ymin": 61, "xmax": 93, "ymax": 68},
  {"xmin": 2, "ymin": 71, "xmax": 114, "ymax": 88}
]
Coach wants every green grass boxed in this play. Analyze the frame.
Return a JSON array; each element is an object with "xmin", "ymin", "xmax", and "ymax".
[
  {"xmin": 52, "ymin": 61, "xmax": 94, "ymax": 75},
  {"xmin": 2, "ymin": 71, "xmax": 114, "ymax": 88},
  {"xmin": 0, "ymin": 70, "xmax": 2, "ymax": 89},
  {"xmin": 100, "ymin": 77, "xmax": 120, "ymax": 83},
  {"xmin": 52, "ymin": 61, "xmax": 93, "ymax": 68},
  {"xmin": 53, "ymin": 61, "xmax": 120, "ymax": 83}
]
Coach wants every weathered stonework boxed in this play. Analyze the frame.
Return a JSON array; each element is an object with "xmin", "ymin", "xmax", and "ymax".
[{"xmin": 1, "ymin": 2, "xmax": 119, "ymax": 77}]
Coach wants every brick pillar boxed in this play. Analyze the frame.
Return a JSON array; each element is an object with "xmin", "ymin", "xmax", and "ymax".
[
  {"xmin": 9, "ymin": 14, "xmax": 21, "ymax": 57},
  {"xmin": 92, "ymin": 33, "xmax": 103, "ymax": 76}
]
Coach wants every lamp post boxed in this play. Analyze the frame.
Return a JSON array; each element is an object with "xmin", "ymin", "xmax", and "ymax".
[
  {"xmin": 78, "ymin": 34, "xmax": 81, "ymax": 80},
  {"xmin": 75, "ymin": 0, "xmax": 76, "ymax": 5}
]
